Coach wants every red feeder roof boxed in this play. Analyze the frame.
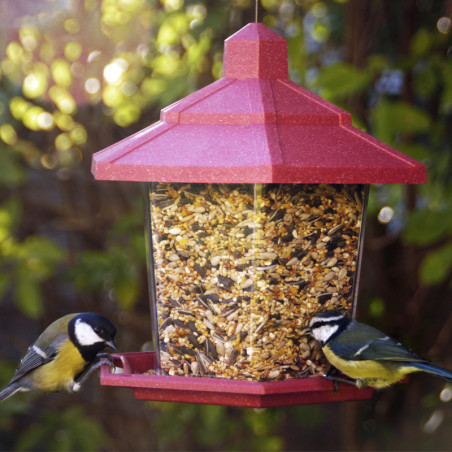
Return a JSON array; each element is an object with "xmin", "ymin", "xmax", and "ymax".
[{"xmin": 92, "ymin": 23, "xmax": 426, "ymax": 184}]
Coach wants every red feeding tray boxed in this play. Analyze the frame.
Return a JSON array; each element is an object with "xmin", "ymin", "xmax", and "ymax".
[{"xmin": 101, "ymin": 353, "xmax": 374, "ymax": 408}]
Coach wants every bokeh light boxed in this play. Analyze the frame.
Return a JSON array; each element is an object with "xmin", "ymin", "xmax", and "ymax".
[
  {"xmin": 37, "ymin": 112, "xmax": 54, "ymax": 130},
  {"xmin": 23, "ymin": 106, "xmax": 45, "ymax": 131},
  {"xmin": 113, "ymin": 102, "xmax": 140, "ymax": 127},
  {"xmin": 87, "ymin": 50, "xmax": 102, "ymax": 63},
  {"xmin": 121, "ymin": 80, "xmax": 137, "ymax": 96},
  {"xmin": 103, "ymin": 58, "xmax": 129, "ymax": 85},
  {"xmin": 19, "ymin": 26, "xmax": 39, "ymax": 51},
  {"xmin": 163, "ymin": 0, "xmax": 183, "ymax": 12},
  {"xmin": 0, "ymin": 124, "xmax": 18, "ymax": 145},
  {"xmin": 311, "ymin": 2, "xmax": 327, "ymax": 18},
  {"xmin": 10, "ymin": 97, "xmax": 29, "ymax": 119},
  {"xmin": 64, "ymin": 41, "xmax": 83, "ymax": 61},
  {"xmin": 23, "ymin": 72, "xmax": 48, "ymax": 98},
  {"xmin": 70, "ymin": 125, "xmax": 88, "ymax": 145},
  {"xmin": 85, "ymin": 77, "xmax": 101, "ymax": 94},
  {"xmin": 49, "ymin": 86, "xmax": 76, "ymax": 114},
  {"xmin": 440, "ymin": 387, "xmax": 452, "ymax": 403},
  {"xmin": 437, "ymin": 17, "xmax": 451, "ymax": 34},
  {"xmin": 6, "ymin": 42, "xmax": 25, "ymax": 63},
  {"xmin": 423, "ymin": 409, "xmax": 444, "ymax": 434},
  {"xmin": 64, "ymin": 18, "xmax": 81, "ymax": 34},
  {"xmin": 53, "ymin": 112, "xmax": 74, "ymax": 131},
  {"xmin": 40, "ymin": 153, "xmax": 58, "ymax": 170},
  {"xmin": 51, "ymin": 59, "xmax": 73, "ymax": 88},
  {"xmin": 378, "ymin": 206, "xmax": 394, "ymax": 224},
  {"xmin": 55, "ymin": 133, "xmax": 72, "ymax": 151}
]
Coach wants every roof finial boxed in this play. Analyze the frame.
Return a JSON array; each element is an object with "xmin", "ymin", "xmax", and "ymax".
[{"xmin": 223, "ymin": 23, "xmax": 288, "ymax": 79}]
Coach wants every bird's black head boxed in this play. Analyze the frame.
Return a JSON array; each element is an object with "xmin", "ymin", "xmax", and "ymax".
[
  {"xmin": 69, "ymin": 313, "xmax": 117, "ymax": 362},
  {"xmin": 306, "ymin": 310, "xmax": 351, "ymax": 346}
]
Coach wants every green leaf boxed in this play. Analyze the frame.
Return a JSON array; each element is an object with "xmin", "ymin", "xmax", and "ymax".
[
  {"xmin": 69, "ymin": 246, "xmax": 142, "ymax": 309},
  {"xmin": 0, "ymin": 146, "xmax": 26, "ymax": 188},
  {"xmin": 397, "ymin": 143, "xmax": 429, "ymax": 161},
  {"xmin": 419, "ymin": 242, "xmax": 452, "ymax": 285},
  {"xmin": 410, "ymin": 28, "xmax": 433, "ymax": 58},
  {"xmin": 287, "ymin": 26, "xmax": 305, "ymax": 82},
  {"xmin": 369, "ymin": 297, "xmax": 386, "ymax": 317},
  {"xmin": 413, "ymin": 66, "xmax": 437, "ymax": 99},
  {"xmin": 0, "ymin": 272, "xmax": 10, "ymax": 301},
  {"xmin": 0, "ymin": 197, "xmax": 22, "ymax": 241},
  {"xmin": 404, "ymin": 210, "xmax": 452, "ymax": 246},
  {"xmin": 315, "ymin": 62, "xmax": 371, "ymax": 99},
  {"xmin": 440, "ymin": 60, "xmax": 452, "ymax": 114},
  {"xmin": 113, "ymin": 278, "xmax": 140, "ymax": 310},
  {"xmin": 372, "ymin": 99, "xmax": 431, "ymax": 145},
  {"xmin": 19, "ymin": 236, "xmax": 66, "ymax": 280},
  {"xmin": 366, "ymin": 54, "xmax": 390, "ymax": 73},
  {"xmin": 69, "ymin": 251, "xmax": 112, "ymax": 290},
  {"xmin": 14, "ymin": 266, "xmax": 43, "ymax": 318}
]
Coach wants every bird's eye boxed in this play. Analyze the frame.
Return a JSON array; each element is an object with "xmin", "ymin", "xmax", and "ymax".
[{"xmin": 95, "ymin": 327, "xmax": 105, "ymax": 335}]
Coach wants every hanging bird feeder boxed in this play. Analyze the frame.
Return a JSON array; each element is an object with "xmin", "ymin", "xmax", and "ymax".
[{"xmin": 92, "ymin": 23, "xmax": 425, "ymax": 408}]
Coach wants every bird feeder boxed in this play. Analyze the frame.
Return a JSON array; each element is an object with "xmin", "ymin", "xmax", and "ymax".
[{"xmin": 92, "ymin": 23, "xmax": 426, "ymax": 407}]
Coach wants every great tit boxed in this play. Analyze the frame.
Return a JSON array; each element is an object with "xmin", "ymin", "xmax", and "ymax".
[
  {"xmin": 0, "ymin": 312, "xmax": 117, "ymax": 402},
  {"xmin": 306, "ymin": 310, "xmax": 452, "ymax": 389}
]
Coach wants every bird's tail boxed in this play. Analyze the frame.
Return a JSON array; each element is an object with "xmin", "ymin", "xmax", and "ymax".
[
  {"xmin": 411, "ymin": 362, "xmax": 452, "ymax": 382},
  {"xmin": 0, "ymin": 383, "xmax": 23, "ymax": 402}
]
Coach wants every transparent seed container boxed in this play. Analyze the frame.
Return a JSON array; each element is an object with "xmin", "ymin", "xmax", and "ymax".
[{"xmin": 146, "ymin": 183, "xmax": 368, "ymax": 381}]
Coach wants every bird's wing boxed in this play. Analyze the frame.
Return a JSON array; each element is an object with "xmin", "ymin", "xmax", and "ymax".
[
  {"xmin": 9, "ymin": 333, "xmax": 67, "ymax": 383},
  {"xmin": 329, "ymin": 321, "xmax": 425, "ymax": 363},
  {"xmin": 352, "ymin": 336, "xmax": 425, "ymax": 362}
]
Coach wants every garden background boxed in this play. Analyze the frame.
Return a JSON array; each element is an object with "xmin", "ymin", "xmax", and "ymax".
[{"xmin": 0, "ymin": 0, "xmax": 451, "ymax": 450}]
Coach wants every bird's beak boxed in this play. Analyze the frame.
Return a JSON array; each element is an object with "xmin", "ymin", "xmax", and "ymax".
[
  {"xmin": 300, "ymin": 327, "xmax": 311, "ymax": 336},
  {"xmin": 106, "ymin": 339, "xmax": 118, "ymax": 352}
]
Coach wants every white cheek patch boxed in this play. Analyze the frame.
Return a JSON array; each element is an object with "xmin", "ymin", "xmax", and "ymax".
[
  {"xmin": 311, "ymin": 324, "xmax": 339, "ymax": 344},
  {"xmin": 74, "ymin": 319, "xmax": 103, "ymax": 346}
]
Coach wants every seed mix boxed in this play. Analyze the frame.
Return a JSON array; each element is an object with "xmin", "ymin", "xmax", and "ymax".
[{"xmin": 148, "ymin": 183, "xmax": 366, "ymax": 381}]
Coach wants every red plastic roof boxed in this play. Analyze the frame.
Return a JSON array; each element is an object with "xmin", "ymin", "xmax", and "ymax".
[{"xmin": 92, "ymin": 23, "xmax": 426, "ymax": 184}]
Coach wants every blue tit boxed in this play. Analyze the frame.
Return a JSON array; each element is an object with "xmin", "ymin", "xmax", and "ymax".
[
  {"xmin": 0, "ymin": 312, "xmax": 117, "ymax": 402},
  {"xmin": 306, "ymin": 310, "xmax": 452, "ymax": 389}
]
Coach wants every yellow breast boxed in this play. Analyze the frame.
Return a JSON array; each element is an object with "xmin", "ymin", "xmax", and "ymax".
[
  {"xmin": 323, "ymin": 345, "xmax": 420, "ymax": 388},
  {"xmin": 31, "ymin": 340, "xmax": 87, "ymax": 392}
]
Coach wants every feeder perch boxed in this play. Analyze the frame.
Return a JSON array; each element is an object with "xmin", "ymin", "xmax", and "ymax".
[{"xmin": 92, "ymin": 23, "xmax": 426, "ymax": 407}]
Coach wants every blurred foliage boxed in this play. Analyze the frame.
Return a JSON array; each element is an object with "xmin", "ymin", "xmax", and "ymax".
[
  {"xmin": 14, "ymin": 406, "xmax": 106, "ymax": 452},
  {"xmin": 0, "ymin": 189, "xmax": 66, "ymax": 318},
  {"xmin": 68, "ymin": 203, "xmax": 146, "ymax": 309},
  {"xmin": 143, "ymin": 401, "xmax": 329, "ymax": 450},
  {"xmin": 0, "ymin": 0, "xmax": 451, "ymax": 451}
]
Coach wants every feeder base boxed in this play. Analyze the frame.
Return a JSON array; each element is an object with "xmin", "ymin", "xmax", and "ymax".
[{"xmin": 100, "ymin": 352, "xmax": 374, "ymax": 408}]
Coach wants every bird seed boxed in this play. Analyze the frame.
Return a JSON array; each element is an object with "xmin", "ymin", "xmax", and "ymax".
[{"xmin": 147, "ymin": 183, "xmax": 366, "ymax": 381}]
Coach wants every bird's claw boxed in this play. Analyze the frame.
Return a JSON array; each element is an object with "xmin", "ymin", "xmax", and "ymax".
[
  {"xmin": 355, "ymin": 378, "xmax": 368, "ymax": 389},
  {"xmin": 95, "ymin": 352, "xmax": 115, "ymax": 366},
  {"xmin": 74, "ymin": 355, "xmax": 116, "ymax": 387},
  {"xmin": 324, "ymin": 374, "xmax": 359, "ymax": 391}
]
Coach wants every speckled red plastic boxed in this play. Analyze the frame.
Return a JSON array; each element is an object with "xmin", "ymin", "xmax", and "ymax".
[
  {"xmin": 101, "ymin": 352, "xmax": 374, "ymax": 408},
  {"xmin": 92, "ymin": 23, "xmax": 426, "ymax": 184},
  {"xmin": 94, "ymin": 23, "xmax": 418, "ymax": 405}
]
